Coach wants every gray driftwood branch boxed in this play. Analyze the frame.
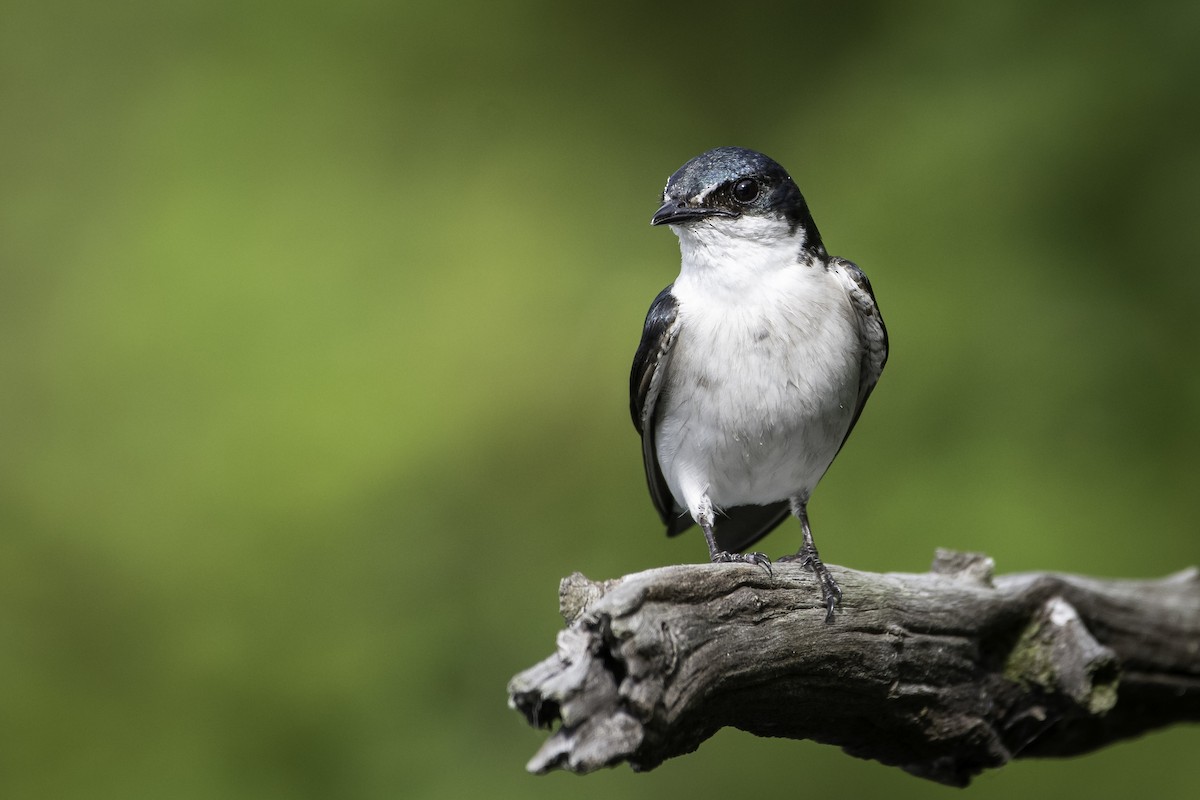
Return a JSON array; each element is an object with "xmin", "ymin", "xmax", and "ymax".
[{"xmin": 507, "ymin": 551, "xmax": 1200, "ymax": 787}]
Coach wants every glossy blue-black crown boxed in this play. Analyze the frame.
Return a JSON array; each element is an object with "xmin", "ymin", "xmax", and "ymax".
[{"xmin": 656, "ymin": 146, "xmax": 823, "ymax": 249}]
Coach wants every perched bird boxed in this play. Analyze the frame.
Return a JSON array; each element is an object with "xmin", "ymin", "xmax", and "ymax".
[{"xmin": 630, "ymin": 146, "xmax": 888, "ymax": 621}]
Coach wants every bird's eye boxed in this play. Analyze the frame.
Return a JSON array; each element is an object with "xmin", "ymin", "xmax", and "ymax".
[{"xmin": 732, "ymin": 178, "xmax": 760, "ymax": 204}]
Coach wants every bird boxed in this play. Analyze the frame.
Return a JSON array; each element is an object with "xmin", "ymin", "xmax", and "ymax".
[{"xmin": 630, "ymin": 146, "xmax": 888, "ymax": 622}]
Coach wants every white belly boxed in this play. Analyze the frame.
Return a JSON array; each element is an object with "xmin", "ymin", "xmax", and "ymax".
[{"xmin": 655, "ymin": 269, "xmax": 861, "ymax": 512}]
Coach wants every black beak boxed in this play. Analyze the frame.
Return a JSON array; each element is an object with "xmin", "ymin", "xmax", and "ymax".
[{"xmin": 651, "ymin": 198, "xmax": 737, "ymax": 226}]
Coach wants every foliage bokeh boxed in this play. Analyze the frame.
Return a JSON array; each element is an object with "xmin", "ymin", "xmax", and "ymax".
[{"xmin": 2, "ymin": 1, "xmax": 1198, "ymax": 798}]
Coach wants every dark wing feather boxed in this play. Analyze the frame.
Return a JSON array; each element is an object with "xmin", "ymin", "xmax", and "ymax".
[
  {"xmin": 830, "ymin": 257, "xmax": 888, "ymax": 453},
  {"xmin": 630, "ymin": 286, "xmax": 686, "ymax": 530},
  {"xmin": 708, "ymin": 501, "xmax": 791, "ymax": 552}
]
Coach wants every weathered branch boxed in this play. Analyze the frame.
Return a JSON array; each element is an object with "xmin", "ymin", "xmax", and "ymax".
[{"xmin": 507, "ymin": 551, "xmax": 1200, "ymax": 787}]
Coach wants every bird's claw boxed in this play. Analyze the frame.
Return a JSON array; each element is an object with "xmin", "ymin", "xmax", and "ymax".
[
  {"xmin": 818, "ymin": 572, "xmax": 842, "ymax": 624},
  {"xmin": 780, "ymin": 547, "xmax": 841, "ymax": 624},
  {"xmin": 777, "ymin": 545, "xmax": 815, "ymax": 569},
  {"xmin": 711, "ymin": 550, "xmax": 773, "ymax": 576}
]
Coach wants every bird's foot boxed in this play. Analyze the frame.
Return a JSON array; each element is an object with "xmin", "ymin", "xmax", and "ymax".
[
  {"xmin": 710, "ymin": 550, "xmax": 773, "ymax": 576},
  {"xmin": 779, "ymin": 546, "xmax": 841, "ymax": 624}
]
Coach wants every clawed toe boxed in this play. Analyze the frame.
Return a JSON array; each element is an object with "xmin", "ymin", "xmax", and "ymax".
[
  {"xmin": 778, "ymin": 544, "xmax": 817, "ymax": 569},
  {"xmin": 819, "ymin": 575, "xmax": 842, "ymax": 624},
  {"xmin": 779, "ymin": 548, "xmax": 841, "ymax": 623},
  {"xmin": 711, "ymin": 550, "xmax": 773, "ymax": 576}
]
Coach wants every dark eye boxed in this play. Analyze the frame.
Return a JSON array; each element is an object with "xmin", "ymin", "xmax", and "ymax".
[{"xmin": 732, "ymin": 178, "xmax": 760, "ymax": 204}]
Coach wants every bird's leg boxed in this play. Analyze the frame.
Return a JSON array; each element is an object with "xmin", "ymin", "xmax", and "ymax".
[
  {"xmin": 778, "ymin": 499, "xmax": 841, "ymax": 623},
  {"xmin": 696, "ymin": 495, "xmax": 771, "ymax": 575}
]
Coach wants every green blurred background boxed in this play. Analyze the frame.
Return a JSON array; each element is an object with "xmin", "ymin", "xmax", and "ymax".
[{"xmin": 2, "ymin": 1, "xmax": 1198, "ymax": 797}]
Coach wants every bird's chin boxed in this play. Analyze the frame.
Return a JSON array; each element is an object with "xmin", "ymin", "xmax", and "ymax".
[{"xmin": 673, "ymin": 214, "xmax": 743, "ymax": 240}]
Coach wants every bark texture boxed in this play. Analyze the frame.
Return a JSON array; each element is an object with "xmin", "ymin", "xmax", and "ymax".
[{"xmin": 507, "ymin": 551, "xmax": 1200, "ymax": 786}]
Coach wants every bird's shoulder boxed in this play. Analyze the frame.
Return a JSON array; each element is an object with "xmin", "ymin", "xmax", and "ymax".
[
  {"xmin": 827, "ymin": 256, "xmax": 888, "ymax": 376},
  {"xmin": 629, "ymin": 285, "xmax": 681, "ymax": 433}
]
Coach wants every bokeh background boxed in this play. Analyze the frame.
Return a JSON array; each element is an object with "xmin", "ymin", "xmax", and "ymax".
[{"xmin": 2, "ymin": 1, "xmax": 1198, "ymax": 798}]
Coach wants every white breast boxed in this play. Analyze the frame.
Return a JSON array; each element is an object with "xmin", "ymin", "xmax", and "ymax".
[{"xmin": 654, "ymin": 221, "xmax": 862, "ymax": 514}]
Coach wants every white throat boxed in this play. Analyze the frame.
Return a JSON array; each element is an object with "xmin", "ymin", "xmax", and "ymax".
[{"xmin": 671, "ymin": 215, "xmax": 814, "ymax": 303}]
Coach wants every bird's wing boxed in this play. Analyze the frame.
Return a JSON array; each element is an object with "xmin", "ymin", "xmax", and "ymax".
[
  {"xmin": 709, "ymin": 502, "xmax": 791, "ymax": 552},
  {"xmin": 830, "ymin": 257, "xmax": 889, "ymax": 451},
  {"xmin": 629, "ymin": 285, "xmax": 691, "ymax": 534}
]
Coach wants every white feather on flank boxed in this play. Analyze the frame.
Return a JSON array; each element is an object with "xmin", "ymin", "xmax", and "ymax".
[{"xmin": 655, "ymin": 214, "xmax": 863, "ymax": 518}]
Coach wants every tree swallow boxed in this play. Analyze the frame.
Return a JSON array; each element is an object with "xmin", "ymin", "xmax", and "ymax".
[{"xmin": 631, "ymin": 146, "xmax": 888, "ymax": 621}]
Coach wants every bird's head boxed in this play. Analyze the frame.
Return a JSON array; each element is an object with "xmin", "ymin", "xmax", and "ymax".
[{"xmin": 652, "ymin": 146, "xmax": 824, "ymax": 257}]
